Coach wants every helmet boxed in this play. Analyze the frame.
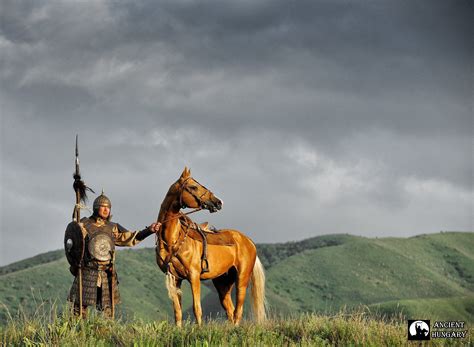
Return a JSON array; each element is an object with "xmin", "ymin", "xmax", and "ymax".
[{"xmin": 93, "ymin": 191, "xmax": 112, "ymax": 212}]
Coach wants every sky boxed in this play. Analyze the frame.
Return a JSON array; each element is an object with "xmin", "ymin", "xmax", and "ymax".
[{"xmin": 0, "ymin": 0, "xmax": 472, "ymax": 266}]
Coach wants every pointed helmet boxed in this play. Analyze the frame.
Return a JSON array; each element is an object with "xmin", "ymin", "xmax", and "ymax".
[{"xmin": 93, "ymin": 190, "xmax": 112, "ymax": 212}]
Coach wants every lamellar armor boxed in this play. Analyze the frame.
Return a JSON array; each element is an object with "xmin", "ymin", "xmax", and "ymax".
[{"xmin": 68, "ymin": 217, "xmax": 120, "ymax": 308}]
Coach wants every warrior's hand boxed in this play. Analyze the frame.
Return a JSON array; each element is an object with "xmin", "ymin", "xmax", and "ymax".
[
  {"xmin": 149, "ymin": 222, "xmax": 162, "ymax": 233},
  {"xmin": 136, "ymin": 223, "xmax": 161, "ymax": 241}
]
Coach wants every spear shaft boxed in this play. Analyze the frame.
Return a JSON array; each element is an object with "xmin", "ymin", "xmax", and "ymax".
[
  {"xmin": 73, "ymin": 135, "xmax": 84, "ymax": 317},
  {"xmin": 74, "ymin": 135, "xmax": 82, "ymax": 221}
]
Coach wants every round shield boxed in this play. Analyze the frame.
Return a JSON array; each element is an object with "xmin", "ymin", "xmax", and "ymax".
[
  {"xmin": 64, "ymin": 221, "xmax": 84, "ymax": 267},
  {"xmin": 88, "ymin": 232, "xmax": 114, "ymax": 261}
]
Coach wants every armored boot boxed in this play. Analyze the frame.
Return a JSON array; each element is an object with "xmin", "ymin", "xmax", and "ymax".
[
  {"xmin": 73, "ymin": 305, "xmax": 88, "ymax": 319},
  {"xmin": 102, "ymin": 306, "xmax": 113, "ymax": 319}
]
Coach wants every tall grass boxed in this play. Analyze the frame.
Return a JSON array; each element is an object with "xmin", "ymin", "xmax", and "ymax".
[{"xmin": 0, "ymin": 304, "xmax": 471, "ymax": 346}]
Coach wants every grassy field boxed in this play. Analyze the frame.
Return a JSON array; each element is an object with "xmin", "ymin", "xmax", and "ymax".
[
  {"xmin": 1, "ymin": 305, "xmax": 472, "ymax": 346},
  {"xmin": 0, "ymin": 307, "xmax": 425, "ymax": 346}
]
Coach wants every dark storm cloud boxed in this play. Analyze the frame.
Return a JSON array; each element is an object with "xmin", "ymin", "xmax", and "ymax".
[
  {"xmin": 108, "ymin": 0, "xmax": 471, "ymax": 101},
  {"xmin": 0, "ymin": 0, "xmax": 472, "ymax": 265}
]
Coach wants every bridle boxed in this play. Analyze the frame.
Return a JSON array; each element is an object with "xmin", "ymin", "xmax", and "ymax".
[
  {"xmin": 155, "ymin": 176, "xmax": 211, "ymax": 246},
  {"xmin": 178, "ymin": 176, "xmax": 210, "ymax": 210}
]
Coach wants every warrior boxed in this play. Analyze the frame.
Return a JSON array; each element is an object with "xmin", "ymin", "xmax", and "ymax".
[{"xmin": 67, "ymin": 192, "xmax": 161, "ymax": 318}]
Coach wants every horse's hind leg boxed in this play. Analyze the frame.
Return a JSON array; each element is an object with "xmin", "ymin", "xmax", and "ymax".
[
  {"xmin": 234, "ymin": 269, "xmax": 252, "ymax": 325},
  {"xmin": 212, "ymin": 270, "xmax": 236, "ymax": 323}
]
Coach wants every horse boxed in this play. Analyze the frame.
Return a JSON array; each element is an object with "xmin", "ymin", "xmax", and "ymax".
[{"xmin": 155, "ymin": 167, "xmax": 266, "ymax": 326}]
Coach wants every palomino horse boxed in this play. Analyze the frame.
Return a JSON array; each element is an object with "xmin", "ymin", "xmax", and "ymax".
[{"xmin": 155, "ymin": 167, "xmax": 266, "ymax": 326}]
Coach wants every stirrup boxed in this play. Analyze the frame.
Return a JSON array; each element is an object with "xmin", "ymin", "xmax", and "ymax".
[{"xmin": 201, "ymin": 258, "xmax": 209, "ymax": 273}]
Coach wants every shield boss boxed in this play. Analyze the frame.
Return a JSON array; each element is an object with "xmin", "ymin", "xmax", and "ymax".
[{"xmin": 88, "ymin": 233, "xmax": 114, "ymax": 261}]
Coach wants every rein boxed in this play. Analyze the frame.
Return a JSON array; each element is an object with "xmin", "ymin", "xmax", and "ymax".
[
  {"xmin": 155, "ymin": 213, "xmax": 198, "ymax": 278},
  {"xmin": 160, "ymin": 207, "xmax": 202, "ymax": 225},
  {"xmin": 154, "ymin": 208, "xmax": 201, "ymax": 246}
]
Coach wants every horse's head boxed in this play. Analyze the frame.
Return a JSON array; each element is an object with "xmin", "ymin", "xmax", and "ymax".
[{"xmin": 177, "ymin": 167, "xmax": 223, "ymax": 213}]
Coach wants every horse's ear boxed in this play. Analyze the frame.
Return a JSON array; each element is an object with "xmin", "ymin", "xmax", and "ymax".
[{"xmin": 180, "ymin": 166, "xmax": 190, "ymax": 179}]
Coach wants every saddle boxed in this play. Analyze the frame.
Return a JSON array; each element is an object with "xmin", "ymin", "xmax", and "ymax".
[
  {"xmin": 180, "ymin": 218, "xmax": 236, "ymax": 274},
  {"xmin": 197, "ymin": 222, "xmax": 215, "ymax": 233},
  {"xmin": 189, "ymin": 223, "xmax": 236, "ymax": 246}
]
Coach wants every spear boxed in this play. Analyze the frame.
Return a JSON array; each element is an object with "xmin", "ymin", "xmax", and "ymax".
[
  {"xmin": 72, "ymin": 135, "xmax": 94, "ymax": 318},
  {"xmin": 73, "ymin": 135, "xmax": 92, "ymax": 219}
]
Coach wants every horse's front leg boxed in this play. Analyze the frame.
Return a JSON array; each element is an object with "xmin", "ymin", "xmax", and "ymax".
[
  {"xmin": 168, "ymin": 276, "xmax": 183, "ymax": 328},
  {"xmin": 189, "ymin": 273, "xmax": 202, "ymax": 325},
  {"xmin": 173, "ymin": 279, "xmax": 183, "ymax": 327},
  {"xmin": 167, "ymin": 273, "xmax": 183, "ymax": 327}
]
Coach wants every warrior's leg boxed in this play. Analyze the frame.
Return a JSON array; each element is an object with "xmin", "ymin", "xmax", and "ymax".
[
  {"xmin": 103, "ymin": 306, "xmax": 112, "ymax": 319},
  {"xmin": 96, "ymin": 286, "xmax": 103, "ymax": 312},
  {"xmin": 95, "ymin": 285, "xmax": 114, "ymax": 319},
  {"xmin": 74, "ymin": 304, "xmax": 88, "ymax": 319}
]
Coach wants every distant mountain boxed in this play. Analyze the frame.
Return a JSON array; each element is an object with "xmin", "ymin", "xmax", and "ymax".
[{"xmin": 1, "ymin": 232, "xmax": 472, "ymax": 324}]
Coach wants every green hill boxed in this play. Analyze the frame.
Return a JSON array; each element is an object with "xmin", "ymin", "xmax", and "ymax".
[
  {"xmin": 261, "ymin": 232, "xmax": 473, "ymax": 316},
  {"xmin": 369, "ymin": 296, "xmax": 474, "ymax": 322},
  {"xmin": 1, "ymin": 232, "xmax": 473, "ymax": 325},
  {"xmin": 0, "ymin": 250, "xmax": 64, "ymax": 276}
]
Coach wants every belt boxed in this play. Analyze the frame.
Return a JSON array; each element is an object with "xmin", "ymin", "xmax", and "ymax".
[{"xmin": 84, "ymin": 262, "xmax": 112, "ymax": 271}]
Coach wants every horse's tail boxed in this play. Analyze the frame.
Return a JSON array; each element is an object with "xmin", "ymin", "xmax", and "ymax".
[{"xmin": 250, "ymin": 256, "xmax": 267, "ymax": 323}]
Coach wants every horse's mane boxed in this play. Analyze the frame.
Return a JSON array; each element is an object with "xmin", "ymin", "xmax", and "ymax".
[{"xmin": 157, "ymin": 182, "xmax": 180, "ymax": 223}]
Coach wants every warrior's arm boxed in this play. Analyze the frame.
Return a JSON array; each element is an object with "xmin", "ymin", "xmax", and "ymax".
[{"xmin": 113, "ymin": 224, "xmax": 154, "ymax": 246}]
